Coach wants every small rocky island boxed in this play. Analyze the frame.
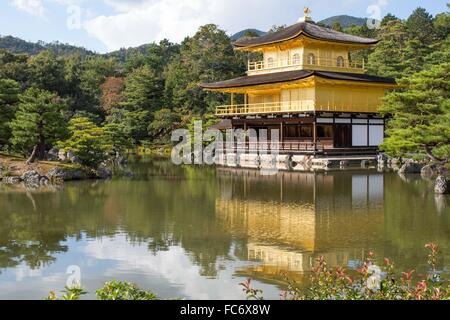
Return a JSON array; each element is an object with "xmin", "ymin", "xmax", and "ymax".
[{"xmin": 0, "ymin": 151, "xmax": 113, "ymax": 188}]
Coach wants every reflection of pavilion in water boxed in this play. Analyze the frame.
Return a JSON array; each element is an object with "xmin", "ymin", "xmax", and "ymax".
[{"xmin": 215, "ymin": 168, "xmax": 385, "ymax": 276}]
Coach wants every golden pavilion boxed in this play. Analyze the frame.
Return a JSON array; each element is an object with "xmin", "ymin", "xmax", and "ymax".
[{"xmin": 201, "ymin": 9, "xmax": 398, "ymax": 156}]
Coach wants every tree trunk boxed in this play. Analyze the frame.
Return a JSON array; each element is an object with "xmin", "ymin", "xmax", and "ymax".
[
  {"xmin": 26, "ymin": 145, "xmax": 38, "ymax": 165},
  {"xmin": 26, "ymin": 143, "xmax": 45, "ymax": 165},
  {"xmin": 424, "ymin": 146, "xmax": 443, "ymax": 163}
]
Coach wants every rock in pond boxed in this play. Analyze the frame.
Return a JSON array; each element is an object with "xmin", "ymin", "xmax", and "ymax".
[
  {"xmin": 21, "ymin": 170, "xmax": 42, "ymax": 185},
  {"xmin": 435, "ymin": 176, "xmax": 449, "ymax": 194},
  {"xmin": 47, "ymin": 167, "xmax": 88, "ymax": 182},
  {"xmin": 399, "ymin": 162, "xmax": 423, "ymax": 174},
  {"xmin": 2, "ymin": 176, "xmax": 22, "ymax": 184},
  {"xmin": 46, "ymin": 148, "xmax": 60, "ymax": 161},
  {"xmin": 421, "ymin": 164, "xmax": 446, "ymax": 178},
  {"xmin": 95, "ymin": 166, "xmax": 112, "ymax": 180}
]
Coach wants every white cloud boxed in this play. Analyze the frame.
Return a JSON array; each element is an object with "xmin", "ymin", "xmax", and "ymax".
[
  {"xmin": 11, "ymin": 0, "xmax": 385, "ymax": 52},
  {"xmin": 10, "ymin": 0, "xmax": 45, "ymax": 17},
  {"xmin": 82, "ymin": 0, "xmax": 212, "ymax": 51},
  {"xmin": 81, "ymin": 235, "xmax": 275, "ymax": 299},
  {"xmin": 82, "ymin": 0, "xmax": 311, "ymax": 51},
  {"xmin": 83, "ymin": 0, "xmax": 382, "ymax": 52}
]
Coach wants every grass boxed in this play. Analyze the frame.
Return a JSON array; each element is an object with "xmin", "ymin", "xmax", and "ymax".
[{"xmin": 0, "ymin": 152, "xmax": 83, "ymax": 178}]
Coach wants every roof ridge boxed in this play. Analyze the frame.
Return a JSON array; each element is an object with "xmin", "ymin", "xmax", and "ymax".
[
  {"xmin": 233, "ymin": 20, "xmax": 378, "ymax": 48},
  {"xmin": 201, "ymin": 69, "xmax": 396, "ymax": 90}
]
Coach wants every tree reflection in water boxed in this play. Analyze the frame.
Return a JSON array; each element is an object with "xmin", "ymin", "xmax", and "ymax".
[{"xmin": 0, "ymin": 158, "xmax": 448, "ymax": 293}]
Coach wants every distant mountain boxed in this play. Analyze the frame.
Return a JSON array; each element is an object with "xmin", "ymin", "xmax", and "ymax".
[
  {"xmin": 1, "ymin": 16, "xmax": 366, "ymax": 59},
  {"xmin": 318, "ymin": 15, "xmax": 367, "ymax": 28},
  {"xmin": 0, "ymin": 35, "xmax": 96, "ymax": 56},
  {"xmin": 231, "ymin": 29, "xmax": 266, "ymax": 41},
  {"xmin": 106, "ymin": 44, "xmax": 153, "ymax": 62}
]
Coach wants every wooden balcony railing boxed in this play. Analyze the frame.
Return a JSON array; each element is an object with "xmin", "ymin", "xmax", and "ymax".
[
  {"xmin": 217, "ymin": 141, "xmax": 323, "ymax": 153},
  {"xmin": 248, "ymin": 57, "xmax": 365, "ymax": 74},
  {"xmin": 216, "ymin": 100, "xmax": 315, "ymax": 116},
  {"xmin": 216, "ymin": 100, "xmax": 377, "ymax": 116}
]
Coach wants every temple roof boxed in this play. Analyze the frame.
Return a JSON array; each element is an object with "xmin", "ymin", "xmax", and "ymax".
[
  {"xmin": 200, "ymin": 70, "xmax": 397, "ymax": 90},
  {"xmin": 233, "ymin": 21, "xmax": 379, "ymax": 48}
]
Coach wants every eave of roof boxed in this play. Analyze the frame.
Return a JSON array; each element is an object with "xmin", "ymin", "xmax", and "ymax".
[
  {"xmin": 200, "ymin": 70, "xmax": 397, "ymax": 90},
  {"xmin": 233, "ymin": 21, "xmax": 379, "ymax": 48}
]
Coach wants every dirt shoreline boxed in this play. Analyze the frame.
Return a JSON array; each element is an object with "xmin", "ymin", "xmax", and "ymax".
[{"xmin": 0, "ymin": 153, "xmax": 82, "ymax": 177}]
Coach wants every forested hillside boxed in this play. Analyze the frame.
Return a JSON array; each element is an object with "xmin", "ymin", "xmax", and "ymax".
[
  {"xmin": 0, "ymin": 35, "xmax": 95, "ymax": 56},
  {"xmin": 318, "ymin": 15, "xmax": 367, "ymax": 28},
  {"xmin": 0, "ymin": 6, "xmax": 449, "ymax": 165}
]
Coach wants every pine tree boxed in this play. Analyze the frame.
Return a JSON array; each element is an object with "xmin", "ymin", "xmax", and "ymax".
[
  {"xmin": 0, "ymin": 79, "xmax": 20, "ymax": 147},
  {"xmin": 104, "ymin": 122, "xmax": 132, "ymax": 155},
  {"xmin": 121, "ymin": 65, "xmax": 164, "ymax": 112},
  {"xmin": 164, "ymin": 24, "xmax": 245, "ymax": 114},
  {"xmin": 367, "ymin": 19, "xmax": 408, "ymax": 79},
  {"xmin": 11, "ymin": 88, "xmax": 68, "ymax": 163},
  {"xmin": 28, "ymin": 50, "xmax": 66, "ymax": 94},
  {"xmin": 380, "ymin": 62, "xmax": 450, "ymax": 163},
  {"xmin": 406, "ymin": 7, "xmax": 436, "ymax": 45},
  {"xmin": 58, "ymin": 117, "xmax": 111, "ymax": 168},
  {"xmin": 106, "ymin": 108, "xmax": 150, "ymax": 146}
]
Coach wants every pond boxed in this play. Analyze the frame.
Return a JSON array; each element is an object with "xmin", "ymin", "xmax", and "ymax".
[{"xmin": 0, "ymin": 157, "xmax": 448, "ymax": 300}]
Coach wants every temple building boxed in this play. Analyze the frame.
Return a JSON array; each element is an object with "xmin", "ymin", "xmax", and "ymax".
[{"xmin": 201, "ymin": 9, "xmax": 398, "ymax": 157}]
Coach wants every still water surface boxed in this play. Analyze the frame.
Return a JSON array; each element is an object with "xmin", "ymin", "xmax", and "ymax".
[{"xmin": 0, "ymin": 157, "xmax": 448, "ymax": 299}]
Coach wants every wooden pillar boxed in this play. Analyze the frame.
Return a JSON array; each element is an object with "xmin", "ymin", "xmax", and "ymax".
[
  {"xmin": 313, "ymin": 116, "xmax": 317, "ymax": 152},
  {"xmin": 280, "ymin": 122, "xmax": 284, "ymax": 144},
  {"xmin": 231, "ymin": 93, "xmax": 235, "ymax": 114},
  {"xmin": 244, "ymin": 94, "xmax": 248, "ymax": 113}
]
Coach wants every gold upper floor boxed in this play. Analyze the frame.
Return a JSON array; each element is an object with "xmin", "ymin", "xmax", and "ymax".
[{"xmin": 246, "ymin": 39, "xmax": 366, "ymax": 75}]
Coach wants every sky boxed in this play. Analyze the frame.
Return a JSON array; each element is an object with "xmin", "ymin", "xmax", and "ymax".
[{"xmin": 0, "ymin": 0, "xmax": 447, "ymax": 53}]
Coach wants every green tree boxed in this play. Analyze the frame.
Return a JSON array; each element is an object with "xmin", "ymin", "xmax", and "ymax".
[
  {"xmin": 332, "ymin": 22, "xmax": 343, "ymax": 32},
  {"xmin": 243, "ymin": 30, "xmax": 260, "ymax": 38},
  {"xmin": 121, "ymin": 65, "xmax": 164, "ymax": 112},
  {"xmin": 381, "ymin": 13, "xmax": 399, "ymax": 26},
  {"xmin": 268, "ymin": 25, "xmax": 287, "ymax": 33},
  {"xmin": 28, "ymin": 50, "xmax": 66, "ymax": 93},
  {"xmin": 148, "ymin": 108, "xmax": 181, "ymax": 140},
  {"xmin": 58, "ymin": 117, "xmax": 110, "ymax": 168},
  {"xmin": 11, "ymin": 88, "xmax": 68, "ymax": 163},
  {"xmin": 367, "ymin": 19, "xmax": 408, "ymax": 79},
  {"xmin": 433, "ymin": 8, "xmax": 450, "ymax": 41},
  {"xmin": 0, "ymin": 79, "xmax": 20, "ymax": 147},
  {"xmin": 344, "ymin": 24, "xmax": 378, "ymax": 64},
  {"xmin": 104, "ymin": 122, "xmax": 132, "ymax": 155},
  {"xmin": 146, "ymin": 39, "xmax": 180, "ymax": 75},
  {"xmin": 165, "ymin": 24, "xmax": 245, "ymax": 114},
  {"xmin": 106, "ymin": 108, "xmax": 150, "ymax": 146},
  {"xmin": 406, "ymin": 7, "xmax": 436, "ymax": 45},
  {"xmin": 0, "ymin": 50, "xmax": 29, "ymax": 84},
  {"xmin": 380, "ymin": 63, "xmax": 450, "ymax": 163},
  {"xmin": 76, "ymin": 56, "xmax": 119, "ymax": 117}
]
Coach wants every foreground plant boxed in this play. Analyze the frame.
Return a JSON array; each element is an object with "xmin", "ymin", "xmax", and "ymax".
[
  {"xmin": 47, "ymin": 281, "xmax": 158, "ymax": 301},
  {"xmin": 242, "ymin": 243, "xmax": 449, "ymax": 301}
]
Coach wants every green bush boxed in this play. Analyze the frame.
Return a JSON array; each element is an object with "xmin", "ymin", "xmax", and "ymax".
[
  {"xmin": 46, "ymin": 281, "xmax": 158, "ymax": 301},
  {"xmin": 57, "ymin": 117, "xmax": 111, "ymax": 168},
  {"xmin": 96, "ymin": 281, "xmax": 158, "ymax": 300}
]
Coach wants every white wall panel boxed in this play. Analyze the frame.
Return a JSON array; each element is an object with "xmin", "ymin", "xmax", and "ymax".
[
  {"xmin": 352, "ymin": 125, "xmax": 368, "ymax": 146},
  {"xmin": 369, "ymin": 126, "xmax": 384, "ymax": 146}
]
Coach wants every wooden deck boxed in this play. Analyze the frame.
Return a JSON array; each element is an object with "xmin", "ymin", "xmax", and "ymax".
[{"xmin": 217, "ymin": 142, "xmax": 378, "ymax": 156}]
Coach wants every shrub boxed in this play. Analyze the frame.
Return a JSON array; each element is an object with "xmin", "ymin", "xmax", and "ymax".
[
  {"xmin": 46, "ymin": 281, "xmax": 158, "ymax": 301},
  {"xmin": 57, "ymin": 117, "xmax": 111, "ymax": 168},
  {"xmin": 96, "ymin": 281, "xmax": 158, "ymax": 300}
]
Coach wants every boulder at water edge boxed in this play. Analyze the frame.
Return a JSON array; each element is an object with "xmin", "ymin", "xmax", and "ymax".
[
  {"xmin": 399, "ymin": 162, "xmax": 423, "ymax": 174},
  {"xmin": 47, "ymin": 167, "xmax": 88, "ymax": 182},
  {"xmin": 95, "ymin": 166, "xmax": 113, "ymax": 179},
  {"xmin": 435, "ymin": 176, "xmax": 449, "ymax": 194}
]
